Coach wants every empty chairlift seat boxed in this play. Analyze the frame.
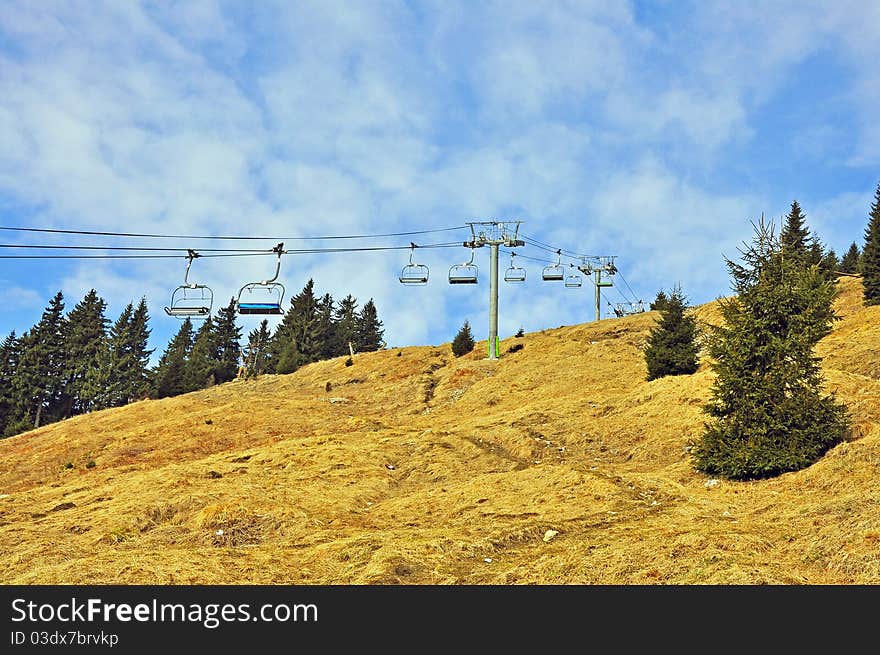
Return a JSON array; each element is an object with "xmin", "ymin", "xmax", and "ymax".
[
  {"xmin": 399, "ymin": 244, "xmax": 429, "ymax": 285},
  {"xmin": 564, "ymin": 265, "xmax": 583, "ymax": 288},
  {"xmin": 236, "ymin": 243, "xmax": 286, "ymax": 316},
  {"xmin": 164, "ymin": 250, "xmax": 213, "ymax": 319},
  {"xmin": 449, "ymin": 249, "xmax": 478, "ymax": 285},
  {"xmin": 504, "ymin": 252, "xmax": 526, "ymax": 283}
]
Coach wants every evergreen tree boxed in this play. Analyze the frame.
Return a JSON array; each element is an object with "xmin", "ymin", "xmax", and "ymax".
[
  {"xmin": 780, "ymin": 200, "xmax": 811, "ymax": 264},
  {"xmin": 185, "ymin": 317, "xmax": 218, "ymax": 391},
  {"xmin": 863, "ymin": 182, "xmax": 880, "ymax": 305},
  {"xmin": 451, "ymin": 320, "xmax": 475, "ymax": 357},
  {"xmin": 62, "ymin": 289, "xmax": 108, "ymax": 416},
  {"xmin": 0, "ymin": 331, "xmax": 20, "ymax": 436},
  {"xmin": 650, "ymin": 289, "xmax": 671, "ymax": 312},
  {"xmin": 692, "ymin": 218, "xmax": 849, "ymax": 480},
  {"xmin": 333, "ymin": 294, "xmax": 359, "ymax": 357},
  {"xmin": 12, "ymin": 292, "xmax": 66, "ymax": 429},
  {"xmin": 271, "ymin": 279, "xmax": 319, "ymax": 374},
  {"xmin": 643, "ymin": 285, "xmax": 699, "ymax": 381},
  {"xmin": 356, "ymin": 299, "xmax": 385, "ymax": 352},
  {"xmin": 99, "ymin": 303, "xmax": 134, "ymax": 408},
  {"xmin": 243, "ymin": 320, "xmax": 271, "ymax": 378},
  {"xmin": 820, "ymin": 246, "xmax": 838, "ymax": 277},
  {"xmin": 211, "ymin": 298, "xmax": 241, "ymax": 384},
  {"xmin": 127, "ymin": 298, "xmax": 154, "ymax": 400},
  {"xmin": 315, "ymin": 293, "xmax": 336, "ymax": 360},
  {"xmin": 839, "ymin": 242, "xmax": 860, "ymax": 274},
  {"xmin": 154, "ymin": 319, "xmax": 194, "ymax": 398}
]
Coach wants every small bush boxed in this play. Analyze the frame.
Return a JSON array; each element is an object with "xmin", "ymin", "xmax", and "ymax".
[
  {"xmin": 325, "ymin": 381, "xmax": 333, "ymax": 392},
  {"xmin": 452, "ymin": 320, "xmax": 475, "ymax": 357},
  {"xmin": 64, "ymin": 462, "xmax": 74, "ymax": 470},
  {"xmin": 507, "ymin": 343, "xmax": 524, "ymax": 354},
  {"xmin": 344, "ymin": 357, "xmax": 354, "ymax": 367},
  {"xmin": 515, "ymin": 327, "xmax": 525, "ymax": 338},
  {"xmin": 86, "ymin": 460, "xmax": 96, "ymax": 469}
]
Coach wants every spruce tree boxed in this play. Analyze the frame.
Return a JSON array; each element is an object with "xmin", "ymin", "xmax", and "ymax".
[
  {"xmin": 643, "ymin": 285, "xmax": 699, "ymax": 381},
  {"xmin": 315, "ymin": 293, "xmax": 336, "ymax": 360},
  {"xmin": 12, "ymin": 292, "xmax": 67, "ymax": 428},
  {"xmin": 333, "ymin": 294, "xmax": 359, "ymax": 357},
  {"xmin": 0, "ymin": 331, "xmax": 20, "ymax": 436},
  {"xmin": 127, "ymin": 298, "xmax": 154, "ymax": 400},
  {"xmin": 820, "ymin": 246, "xmax": 838, "ymax": 277},
  {"xmin": 154, "ymin": 319, "xmax": 194, "ymax": 398},
  {"xmin": 780, "ymin": 200, "xmax": 811, "ymax": 264},
  {"xmin": 356, "ymin": 299, "xmax": 385, "ymax": 352},
  {"xmin": 692, "ymin": 218, "xmax": 849, "ymax": 480},
  {"xmin": 185, "ymin": 317, "xmax": 218, "ymax": 391},
  {"xmin": 243, "ymin": 320, "xmax": 271, "ymax": 378},
  {"xmin": 650, "ymin": 289, "xmax": 671, "ymax": 312},
  {"xmin": 62, "ymin": 289, "xmax": 109, "ymax": 416},
  {"xmin": 451, "ymin": 320, "xmax": 475, "ymax": 357},
  {"xmin": 212, "ymin": 298, "xmax": 241, "ymax": 384},
  {"xmin": 839, "ymin": 242, "xmax": 860, "ymax": 274},
  {"xmin": 100, "ymin": 303, "xmax": 133, "ymax": 408},
  {"xmin": 863, "ymin": 182, "xmax": 880, "ymax": 305},
  {"xmin": 271, "ymin": 279, "xmax": 319, "ymax": 373}
]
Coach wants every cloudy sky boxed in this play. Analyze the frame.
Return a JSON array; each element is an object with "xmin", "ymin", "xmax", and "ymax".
[{"xmin": 1, "ymin": 0, "xmax": 878, "ymax": 359}]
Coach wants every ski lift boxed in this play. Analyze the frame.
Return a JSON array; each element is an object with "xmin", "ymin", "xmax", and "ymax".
[
  {"xmin": 399, "ymin": 243, "xmax": 429, "ymax": 285},
  {"xmin": 236, "ymin": 243, "xmax": 286, "ymax": 315},
  {"xmin": 164, "ymin": 250, "xmax": 213, "ymax": 319},
  {"xmin": 504, "ymin": 252, "xmax": 526, "ymax": 283},
  {"xmin": 448, "ymin": 248, "xmax": 478, "ymax": 284},
  {"xmin": 542, "ymin": 250, "xmax": 564, "ymax": 281},
  {"xmin": 564, "ymin": 264, "xmax": 583, "ymax": 288}
]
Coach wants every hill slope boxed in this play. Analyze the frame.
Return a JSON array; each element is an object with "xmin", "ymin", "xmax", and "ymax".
[{"xmin": 1, "ymin": 277, "xmax": 878, "ymax": 584}]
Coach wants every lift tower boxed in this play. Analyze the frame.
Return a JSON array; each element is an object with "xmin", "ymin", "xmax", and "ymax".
[
  {"xmin": 464, "ymin": 221, "xmax": 525, "ymax": 360},
  {"xmin": 577, "ymin": 256, "xmax": 617, "ymax": 322}
]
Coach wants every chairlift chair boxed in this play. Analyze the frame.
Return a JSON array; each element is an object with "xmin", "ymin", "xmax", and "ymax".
[
  {"xmin": 164, "ymin": 250, "xmax": 213, "ymax": 319},
  {"xmin": 504, "ymin": 252, "xmax": 526, "ymax": 283},
  {"xmin": 399, "ymin": 243, "xmax": 429, "ymax": 285},
  {"xmin": 448, "ymin": 248, "xmax": 478, "ymax": 285},
  {"xmin": 542, "ymin": 250, "xmax": 564, "ymax": 282},
  {"xmin": 236, "ymin": 243, "xmax": 286, "ymax": 315},
  {"xmin": 564, "ymin": 265, "xmax": 583, "ymax": 288}
]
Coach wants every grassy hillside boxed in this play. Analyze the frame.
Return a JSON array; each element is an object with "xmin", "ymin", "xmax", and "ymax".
[{"xmin": 1, "ymin": 276, "xmax": 878, "ymax": 584}]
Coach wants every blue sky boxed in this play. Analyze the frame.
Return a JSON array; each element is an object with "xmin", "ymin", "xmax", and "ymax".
[{"xmin": 1, "ymin": 0, "xmax": 878, "ymax": 361}]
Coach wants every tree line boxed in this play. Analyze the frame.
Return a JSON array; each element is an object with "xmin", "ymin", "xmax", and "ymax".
[
  {"xmin": 643, "ymin": 183, "xmax": 880, "ymax": 479},
  {"xmin": 0, "ymin": 278, "xmax": 385, "ymax": 438}
]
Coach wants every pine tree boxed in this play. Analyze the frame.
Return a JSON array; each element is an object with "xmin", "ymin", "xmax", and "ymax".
[
  {"xmin": 211, "ymin": 298, "xmax": 241, "ymax": 384},
  {"xmin": 333, "ymin": 294, "xmax": 359, "ymax": 357},
  {"xmin": 863, "ymin": 182, "xmax": 880, "ymax": 305},
  {"xmin": 0, "ymin": 331, "xmax": 20, "ymax": 436},
  {"xmin": 839, "ymin": 242, "xmax": 860, "ymax": 274},
  {"xmin": 780, "ymin": 200, "xmax": 812, "ymax": 264},
  {"xmin": 154, "ymin": 319, "xmax": 194, "ymax": 398},
  {"xmin": 61, "ymin": 289, "xmax": 109, "ymax": 416},
  {"xmin": 643, "ymin": 285, "xmax": 699, "ymax": 381},
  {"xmin": 12, "ymin": 292, "xmax": 67, "ymax": 429},
  {"xmin": 101, "ymin": 301, "xmax": 153, "ymax": 407},
  {"xmin": 692, "ymin": 218, "xmax": 849, "ymax": 480},
  {"xmin": 451, "ymin": 320, "xmax": 475, "ymax": 357},
  {"xmin": 356, "ymin": 299, "xmax": 385, "ymax": 352}
]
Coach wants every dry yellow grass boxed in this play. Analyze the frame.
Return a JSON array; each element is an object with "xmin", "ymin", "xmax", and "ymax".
[{"xmin": 0, "ymin": 276, "xmax": 877, "ymax": 584}]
